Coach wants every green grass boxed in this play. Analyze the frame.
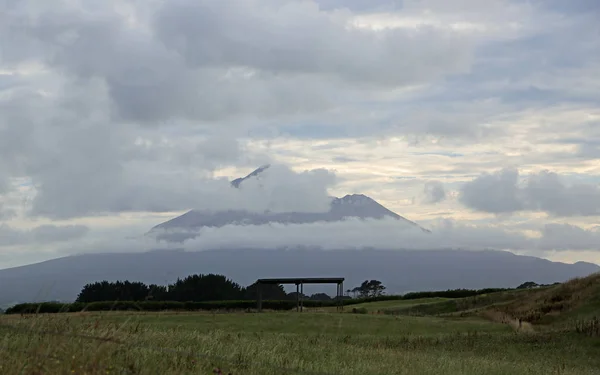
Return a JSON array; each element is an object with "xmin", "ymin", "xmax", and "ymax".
[
  {"xmin": 2, "ymin": 275, "xmax": 600, "ymax": 374},
  {"xmin": 335, "ymin": 297, "xmax": 448, "ymax": 312},
  {"xmin": 1, "ymin": 310, "xmax": 600, "ymax": 375}
]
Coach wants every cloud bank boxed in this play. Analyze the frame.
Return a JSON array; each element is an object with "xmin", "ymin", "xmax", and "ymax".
[
  {"xmin": 1, "ymin": 0, "xmax": 599, "ymax": 269},
  {"xmin": 460, "ymin": 169, "xmax": 600, "ymax": 216}
]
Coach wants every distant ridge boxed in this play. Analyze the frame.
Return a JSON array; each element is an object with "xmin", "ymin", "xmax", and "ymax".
[
  {"xmin": 0, "ymin": 248, "xmax": 597, "ymax": 307},
  {"xmin": 148, "ymin": 165, "xmax": 429, "ymax": 242}
]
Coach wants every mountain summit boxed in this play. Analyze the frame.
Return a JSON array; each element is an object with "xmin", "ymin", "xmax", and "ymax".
[{"xmin": 148, "ymin": 165, "xmax": 429, "ymax": 242}]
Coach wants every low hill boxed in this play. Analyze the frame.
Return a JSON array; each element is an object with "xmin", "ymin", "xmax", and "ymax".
[
  {"xmin": 491, "ymin": 272, "xmax": 600, "ymax": 324},
  {"xmin": 0, "ymin": 248, "xmax": 598, "ymax": 307},
  {"xmin": 379, "ymin": 272, "xmax": 600, "ymax": 330}
]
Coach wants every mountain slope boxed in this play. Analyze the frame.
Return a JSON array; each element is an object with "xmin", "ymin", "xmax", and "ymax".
[
  {"xmin": 0, "ymin": 248, "xmax": 597, "ymax": 307},
  {"xmin": 149, "ymin": 165, "xmax": 429, "ymax": 242}
]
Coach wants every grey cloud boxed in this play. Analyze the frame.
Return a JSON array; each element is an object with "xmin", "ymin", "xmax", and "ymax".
[
  {"xmin": 29, "ymin": 145, "xmax": 337, "ymax": 219},
  {"xmin": 538, "ymin": 223, "xmax": 600, "ymax": 251},
  {"xmin": 332, "ymin": 156, "xmax": 358, "ymax": 163},
  {"xmin": 0, "ymin": 204, "xmax": 16, "ymax": 220},
  {"xmin": 31, "ymin": 225, "xmax": 89, "ymax": 243},
  {"xmin": 156, "ymin": 218, "xmax": 600, "ymax": 253},
  {"xmin": 0, "ymin": 71, "xmax": 334, "ymax": 218},
  {"xmin": 460, "ymin": 169, "xmax": 600, "ymax": 217},
  {"xmin": 2, "ymin": 0, "xmax": 473, "ymax": 126},
  {"xmin": 0, "ymin": 224, "xmax": 89, "ymax": 246},
  {"xmin": 1, "ymin": 0, "xmax": 599, "ymax": 226},
  {"xmin": 535, "ymin": 0, "xmax": 599, "ymax": 13},
  {"xmin": 0, "ymin": 175, "xmax": 8, "ymax": 195},
  {"xmin": 0, "ymin": 173, "xmax": 15, "ymax": 219},
  {"xmin": 422, "ymin": 181, "xmax": 446, "ymax": 204},
  {"xmin": 1, "ymin": 3, "xmax": 329, "ymax": 124},
  {"xmin": 578, "ymin": 143, "xmax": 600, "ymax": 159},
  {"xmin": 153, "ymin": 0, "xmax": 472, "ymax": 87},
  {"xmin": 315, "ymin": 0, "xmax": 402, "ymax": 12},
  {"xmin": 13, "ymin": 217, "xmax": 600, "ymax": 262},
  {"xmin": 459, "ymin": 168, "xmax": 523, "ymax": 214},
  {"xmin": 524, "ymin": 171, "xmax": 600, "ymax": 216},
  {"xmin": 1, "ymin": 76, "xmax": 337, "ymax": 219}
]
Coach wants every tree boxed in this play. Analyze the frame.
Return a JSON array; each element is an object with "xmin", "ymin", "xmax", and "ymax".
[
  {"xmin": 517, "ymin": 281, "xmax": 539, "ymax": 289},
  {"xmin": 168, "ymin": 274, "xmax": 244, "ymax": 302},
  {"xmin": 244, "ymin": 282, "xmax": 287, "ymax": 300},
  {"xmin": 76, "ymin": 273, "xmax": 246, "ymax": 303},
  {"xmin": 309, "ymin": 293, "xmax": 332, "ymax": 301},
  {"xmin": 286, "ymin": 292, "xmax": 309, "ymax": 301},
  {"xmin": 76, "ymin": 280, "xmax": 150, "ymax": 302},
  {"xmin": 147, "ymin": 284, "xmax": 169, "ymax": 300},
  {"xmin": 356, "ymin": 280, "xmax": 386, "ymax": 298}
]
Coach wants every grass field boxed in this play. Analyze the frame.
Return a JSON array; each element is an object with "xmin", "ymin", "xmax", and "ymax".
[
  {"xmin": 2, "ymin": 275, "xmax": 600, "ymax": 374},
  {"xmin": 327, "ymin": 297, "xmax": 449, "ymax": 312}
]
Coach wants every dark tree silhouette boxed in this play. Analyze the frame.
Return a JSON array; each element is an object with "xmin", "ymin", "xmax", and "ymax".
[
  {"xmin": 77, "ymin": 274, "xmax": 244, "ymax": 303},
  {"xmin": 309, "ymin": 293, "xmax": 332, "ymax": 301},
  {"xmin": 286, "ymin": 292, "xmax": 309, "ymax": 301},
  {"xmin": 168, "ymin": 274, "xmax": 244, "ymax": 302},
  {"xmin": 356, "ymin": 280, "xmax": 386, "ymax": 298},
  {"xmin": 77, "ymin": 281, "xmax": 150, "ymax": 303},
  {"xmin": 146, "ymin": 284, "xmax": 169, "ymax": 300},
  {"xmin": 517, "ymin": 281, "xmax": 539, "ymax": 289},
  {"xmin": 244, "ymin": 282, "xmax": 287, "ymax": 300}
]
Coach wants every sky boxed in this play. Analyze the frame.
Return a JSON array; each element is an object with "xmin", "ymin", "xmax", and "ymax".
[{"xmin": 0, "ymin": 0, "xmax": 599, "ymax": 269}]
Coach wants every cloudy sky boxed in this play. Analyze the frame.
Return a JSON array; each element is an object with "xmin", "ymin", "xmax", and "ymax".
[{"xmin": 1, "ymin": 0, "xmax": 599, "ymax": 269}]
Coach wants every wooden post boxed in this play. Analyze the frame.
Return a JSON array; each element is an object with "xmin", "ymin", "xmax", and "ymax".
[
  {"xmin": 296, "ymin": 283, "xmax": 300, "ymax": 312},
  {"xmin": 300, "ymin": 282, "xmax": 304, "ymax": 312}
]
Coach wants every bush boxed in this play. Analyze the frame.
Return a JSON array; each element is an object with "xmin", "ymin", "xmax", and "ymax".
[
  {"xmin": 4, "ymin": 299, "xmax": 339, "ymax": 314},
  {"xmin": 5, "ymin": 287, "xmax": 515, "ymax": 315}
]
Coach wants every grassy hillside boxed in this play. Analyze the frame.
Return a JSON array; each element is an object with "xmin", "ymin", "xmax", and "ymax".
[
  {"xmin": 491, "ymin": 273, "xmax": 600, "ymax": 323},
  {"xmin": 361, "ymin": 273, "xmax": 600, "ymax": 336}
]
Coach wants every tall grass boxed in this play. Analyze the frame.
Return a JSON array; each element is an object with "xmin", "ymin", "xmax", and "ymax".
[{"xmin": 1, "ymin": 311, "xmax": 599, "ymax": 375}]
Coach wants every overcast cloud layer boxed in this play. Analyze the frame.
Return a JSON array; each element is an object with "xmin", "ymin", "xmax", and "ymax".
[{"xmin": 1, "ymin": 0, "xmax": 599, "ymax": 269}]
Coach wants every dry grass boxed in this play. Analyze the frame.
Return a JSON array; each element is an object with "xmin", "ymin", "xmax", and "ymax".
[
  {"xmin": 488, "ymin": 273, "xmax": 600, "ymax": 324},
  {"xmin": 481, "ymin": 310, "xmax": 535, "ymax": 333},
  {"xmin": 1, "ymin": 310, "xmax": 600, "ymax": 375}
]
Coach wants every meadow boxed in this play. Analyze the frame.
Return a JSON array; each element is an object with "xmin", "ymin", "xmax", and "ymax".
[{"xmin": 2, "ymin": 275, "xmax": 600, "ymax": 375}]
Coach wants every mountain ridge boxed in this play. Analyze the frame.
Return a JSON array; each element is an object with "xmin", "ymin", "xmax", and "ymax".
[
  {"xmin": 148, "ymin": 165, "xmax": 430, "ymax": 242},
  {"xmin": 0, "ymin": 248, "xmax": 597, "ymax": 307}
]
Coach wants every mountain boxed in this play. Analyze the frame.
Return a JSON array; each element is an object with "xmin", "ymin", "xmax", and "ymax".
[
  {"xmin": 230, "ymin": 164, "xmax": 271, "ymax": 188},
  {"xmin": 148, "ymin": 165, "xmax": 429, "ymax": 242},
  {"xmin": 0, "ymin": 248, "xmax": 597, "ymax": 307}
]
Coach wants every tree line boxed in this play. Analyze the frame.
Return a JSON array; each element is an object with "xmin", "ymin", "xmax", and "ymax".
[
  {"xmin": 5, "ymin": 280, "xmax": 535, "ymax": 315},
  {"xmin": 76, "ymin": 274, "xmax": 380, "ymax": 303},
  {"xmin": 75, "ymin": 274, "xmax": 518, "ymax": 304}
]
